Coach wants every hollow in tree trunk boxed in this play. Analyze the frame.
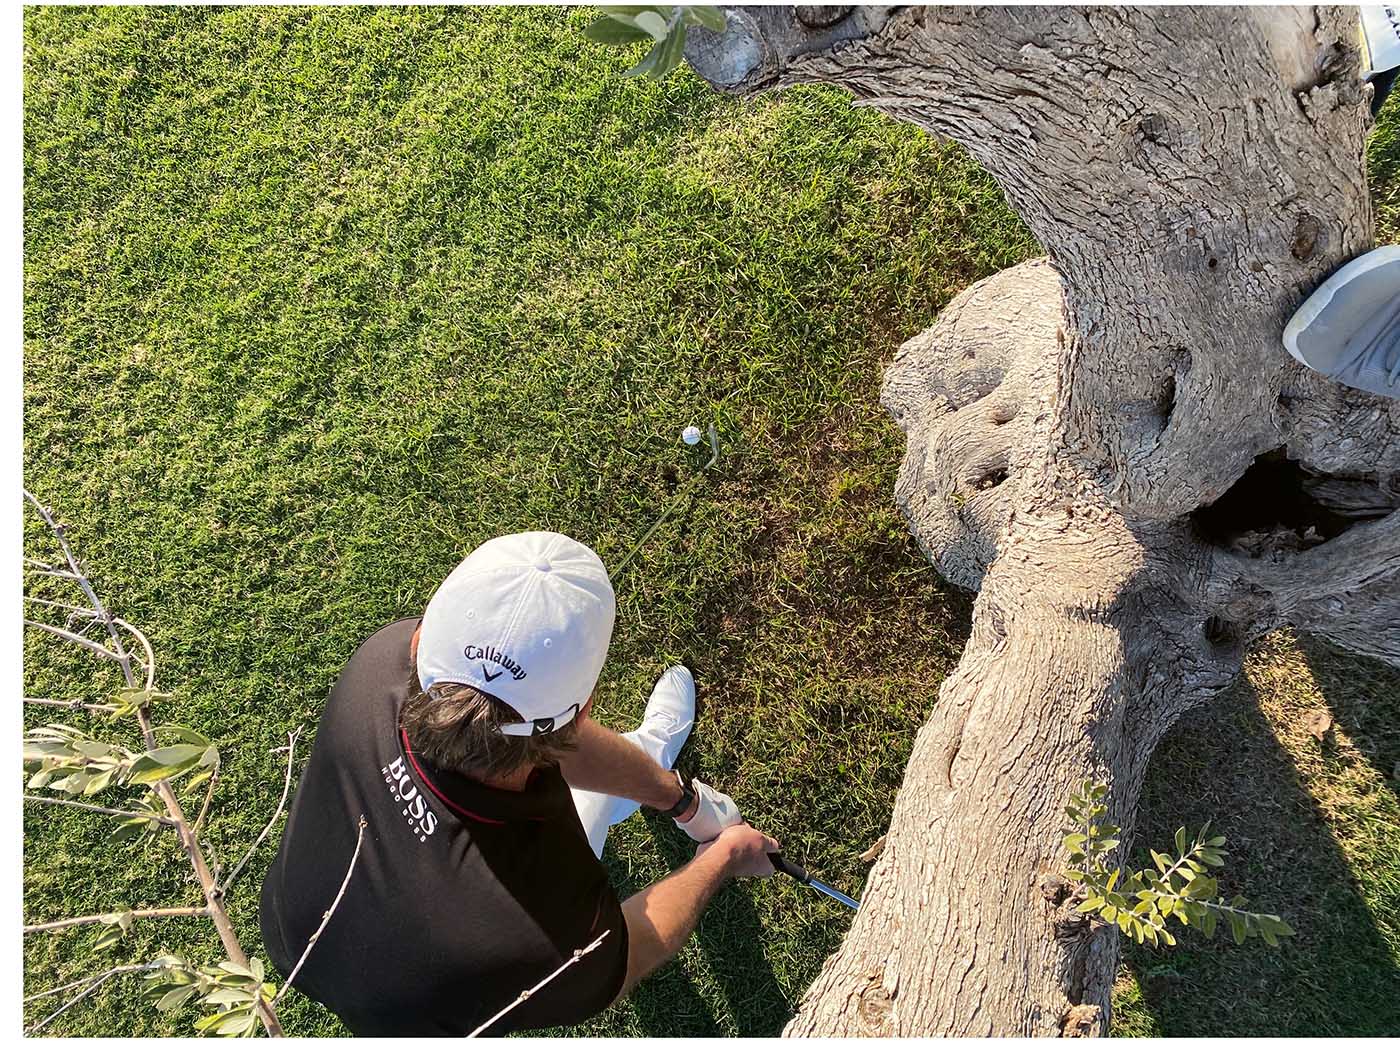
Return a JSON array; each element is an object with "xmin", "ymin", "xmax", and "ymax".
[{"xmin": 685, "ymin": 6, "xmax": 1400, "ymax": 1035}]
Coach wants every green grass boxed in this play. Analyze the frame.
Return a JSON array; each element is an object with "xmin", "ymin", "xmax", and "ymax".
[{"xmin": 21, "ymin": 6, "xmax": 1400, "ymax": 1037}]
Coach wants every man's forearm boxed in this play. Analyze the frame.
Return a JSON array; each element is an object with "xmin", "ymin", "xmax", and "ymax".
[
  {"xmin": 557, "ymin": 719, "xmax": 689, "ymax": 814},
  {"xmin": 615, "ymin": 843, "xmax": 732, "ymax": 999}
]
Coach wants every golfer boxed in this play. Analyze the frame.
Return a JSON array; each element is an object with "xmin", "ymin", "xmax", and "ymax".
[{"xmin": 259, "ymin": 531, "xmax": 778, "ymax": 1035}]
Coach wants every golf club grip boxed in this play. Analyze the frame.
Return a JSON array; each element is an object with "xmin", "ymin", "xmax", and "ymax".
[{"xmin": 768, "ymin": 852, "xmax": 809, "ymax": 883}]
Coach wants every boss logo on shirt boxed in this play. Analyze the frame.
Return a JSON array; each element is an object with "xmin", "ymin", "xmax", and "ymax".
[
  {"xmin": 462, "ymin": 644, "xmax": 527, "ymax": 683},
  {"xmin": 382, "ymin": 757, "xmax": 438, "ymax": 842}
]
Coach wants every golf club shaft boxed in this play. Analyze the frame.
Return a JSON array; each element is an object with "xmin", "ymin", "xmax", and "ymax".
[{"xmin": 767, "ymin": 852, "xmax": 860, "ymax": 909}]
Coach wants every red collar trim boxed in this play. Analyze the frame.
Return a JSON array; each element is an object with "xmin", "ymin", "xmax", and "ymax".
[{"xmin": 400, "ymin": 729, "xmax": 506, "ymax": 826}]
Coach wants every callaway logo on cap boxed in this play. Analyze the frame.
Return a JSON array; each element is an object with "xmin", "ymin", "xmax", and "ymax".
[{"xmin": 416, "ymin": 532, "xmax": 616, "ymax": 737}]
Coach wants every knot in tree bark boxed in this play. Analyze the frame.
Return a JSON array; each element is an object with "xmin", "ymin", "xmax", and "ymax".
[
  {"xmin": 1059, "ymin": 1003, "xmax": 1103, "ymax": 1037},
  {"xmin": 795, "ymin": 5, "xmax": 852, "ymax": 28},
  {"xmin": 857, "ymin": 975, "xmax": 894, "ymax": 1034}
]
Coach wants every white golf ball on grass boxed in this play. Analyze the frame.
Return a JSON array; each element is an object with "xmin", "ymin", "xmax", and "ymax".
[{"xmin": 681, "ymin": 425, "xmax": 702, "ymax": 446}]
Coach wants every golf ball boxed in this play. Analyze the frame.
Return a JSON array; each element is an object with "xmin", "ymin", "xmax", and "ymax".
[{"xmin": 681, "ymin": 425, "xmax": 702, "ymax": 446}]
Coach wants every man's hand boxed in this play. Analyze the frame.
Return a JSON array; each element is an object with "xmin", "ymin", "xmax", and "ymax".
[
  {"xmin": 696, "ymin": 823, "xmax": 780, "ymax": 877},
  {"xmin": 676, "ymin": 780, "xmax": 742, "ymax": 842}
]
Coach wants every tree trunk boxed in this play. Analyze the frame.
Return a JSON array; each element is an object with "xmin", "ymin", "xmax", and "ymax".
[{"xmin": 686, "ymin": 6, "xmax": 1400, "ymax": 1036}]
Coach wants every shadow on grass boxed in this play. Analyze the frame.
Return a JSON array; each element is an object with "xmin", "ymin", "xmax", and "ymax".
[
  {"xmin": 1300, "ymin": 636, "xmax": 1400, "ymax": 808},
  {"xmin": 1121, "ymin": 651, "xmax": 1400, "ymax": 1035}
]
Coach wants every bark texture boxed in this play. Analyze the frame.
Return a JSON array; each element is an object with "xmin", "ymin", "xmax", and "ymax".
[{"xmin": 686, "ymin": 6, "xmax": 1400, "ymax": 1036}]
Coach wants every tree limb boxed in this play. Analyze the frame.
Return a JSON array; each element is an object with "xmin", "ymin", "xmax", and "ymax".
[
  {"xmin": 24, "ymin": 960, "xmax": 164, "ymax": 1004},
  {"xmin": 220, "ymin": 727, "xmax": 302, "ymax": 895},
  {"xmin": 24, "ymin": 961, "xmax": 166, "ymax": 1035},
  {"xmin": 273, "ymin": 814, "xmax": 368, "ymax": 1006},
  {"xmin": 467, "ymin": 929, "xmax": 613, "ymax": 1038},
  {"xmin": 24, "ymin": 795, "xmax": 176, "ymax": 826},
  {"xmin": 23, "ymin": 696, "xmax": 121, "ymax": 714},
  {"xmin": 24, "ymin": 906, "xmax": 210, "ymax": 934}
]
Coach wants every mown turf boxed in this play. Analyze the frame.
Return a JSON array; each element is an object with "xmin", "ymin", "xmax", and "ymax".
[{"xmin": 21, "ymin": 6, "xmax": 1400, "ymax": 1038}]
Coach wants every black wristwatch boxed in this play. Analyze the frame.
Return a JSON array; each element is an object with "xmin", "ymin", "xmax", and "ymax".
[{"xmin": 661, "ymin": 770, "xmax": 696, "ymax": 819}]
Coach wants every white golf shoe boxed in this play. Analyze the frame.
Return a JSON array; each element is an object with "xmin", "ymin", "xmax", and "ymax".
[
  {"xmin": 1283, "ymin": 245, "xmax": 1400, "ymax": 398},
  {"xmin": 635, "ymin": 665, "xmax": 696, "ymax": 770}
]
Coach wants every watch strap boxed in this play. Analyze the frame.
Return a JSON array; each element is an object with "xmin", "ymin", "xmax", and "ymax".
[{"xmin": 662, "ymin": 770, "xmax": 695, "ymax": 819}]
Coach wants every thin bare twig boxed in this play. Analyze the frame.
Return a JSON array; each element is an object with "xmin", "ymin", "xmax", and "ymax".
[
  {"xmin": 273, "ymin": 815, "xmax": 368, "ymax": 1006},
  {"xmin": 25, "ymin": 960, "xmax": 165, "ymax": 1034},
  {"xmin": 467, "ymin": 930, "xmax": 612, "ymax": 1038},
  {"xmin": 111, "ymin": 617, "xmax": 157, "ymax": 691},
  {"xmin": 22, "ymin": 594, "xmax": 102, "ymax": 616},
  {"xmin": 24, "ymin": 490, "xmax": 137, "ymax": 688},
  {"xmin": 23, "ymin": 618, "xmax": 123, "ymax": 661},
  {"xmin": 221, "ymin": 727, "xmax": 302, "ymax": 894},
  {"xmin": 193, "ymin": 764, "xmax": 219, "ymax": 838},
  {"xmin": 24, "ymin": 795, "xmax": 175, "ymax": 826},
  {"xmin": 24, "ymin": 906, "xmax": 209, "ymax": 934},
  {"xmin": 23, "ymin": 696, "xmax": 121, "ymax": 713},
  {"xmin": 24, "ymin": 960, "xmax": 163, "ymax": 1003}
]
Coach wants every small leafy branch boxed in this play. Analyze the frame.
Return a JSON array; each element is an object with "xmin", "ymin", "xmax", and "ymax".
[
  {"xmin": 20, "ymin": 490, "xmax": 364, "ymax": 1037},
  {"xmin": 1061, "ymin": 780, "xmax": 1295, "ymax": 948},
  {"xmin": 583, "ymin": 5, "xmax": 726, "ymax": 79},
  {"xmin": 142, "ymin": 955, "xmax": 277, "ymax": 1038}
]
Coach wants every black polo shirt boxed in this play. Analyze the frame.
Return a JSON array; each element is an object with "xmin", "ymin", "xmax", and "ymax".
[{"xmin": 259, "ymin": 618, "xmax": 629, "ymax": 1036}]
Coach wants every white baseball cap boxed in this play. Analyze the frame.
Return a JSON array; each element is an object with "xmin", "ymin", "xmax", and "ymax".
[{"xmin": 416, "ymin": 532, "xmax": 615, "ymax": 737}]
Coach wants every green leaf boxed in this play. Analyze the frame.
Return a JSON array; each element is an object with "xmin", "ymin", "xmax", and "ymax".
[
  {"xmin": 83, "ymin": 768, "xmax": 116, "ymax": 795},
  {"xmin": 156, "ymin": 984, "xmax": 196, "ymax": 1012},
  {"xmin": 650, "ymin": 20, "xmax": 687, "ymax": 77},
  {"xmin": 1202, "ymin": 908, "xmax": 1218, "ymax": 939},
  {"xmin": 684, "ymin": 5, "xmax": 727, "ymax": 31},
  {"xmin": 1230, "ymin": 912, "xmax": 1247, "ymax": 945},
  {"xmin": 58, "ymin": 771, "xmax": 91, "ymax": 795},
  {"xmin": 1062, "ymin": 833, "xmax": 1087, "ymax": 855},
  {"xmin": 1206, "ymin": 835, "xmax": 1227, "ymax": 848},
  {"xmin": 632, "ymin": 9, "xmax": 670, "ymax": 39},
  {"xmin": 129, "ymin": 744, "xmax": 205, "ymax": 784},
  {"xmin": 1173, "ymin": 826, "xmax": 1187, "ymax": 856},
  {"xmin": 109, "ymin": 822, "xmax": 147, "ymax": 843},
  {"xmin": 149, "ymin": 743, "xmax": 206, "ymax": 766},
  {"xmin": 583, "ymin": 14, "xmax": 654, "ymax": 45},
  {"xmin": 217, "ymin": 1011, "xmax": 256, "ymax": 1037},
  {"xmin": 205, "ymin": 987, "xmax": 254, "ymax": 1005},
  {"xmin": 1077, "ymin": 895, "xmax": 1105, "ymax": 914},
  {"xmin": 622, "ymin": 42, "xmax": 663, "ymax": 77}
]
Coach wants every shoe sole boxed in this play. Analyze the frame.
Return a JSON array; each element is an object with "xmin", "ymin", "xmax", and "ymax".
[{"xmin": 1283, "ymin": 245, "xmax": 1400, "ymax": 367}]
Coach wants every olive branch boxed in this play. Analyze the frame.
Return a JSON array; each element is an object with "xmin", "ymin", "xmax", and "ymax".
[{"xmin": 1061, "ymin": 779, "xmax": 1295, "ymax": 948}]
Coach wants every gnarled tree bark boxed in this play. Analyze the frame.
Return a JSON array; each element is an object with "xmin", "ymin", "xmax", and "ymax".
[{"xmin": 686, "ymin": 6, "xmax": 1400, "ymax": 1036}]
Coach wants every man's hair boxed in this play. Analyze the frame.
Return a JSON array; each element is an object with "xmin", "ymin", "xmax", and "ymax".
[{"xmin": 399, "ymin": 675, "xmax": 580, "ymax": 779}]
